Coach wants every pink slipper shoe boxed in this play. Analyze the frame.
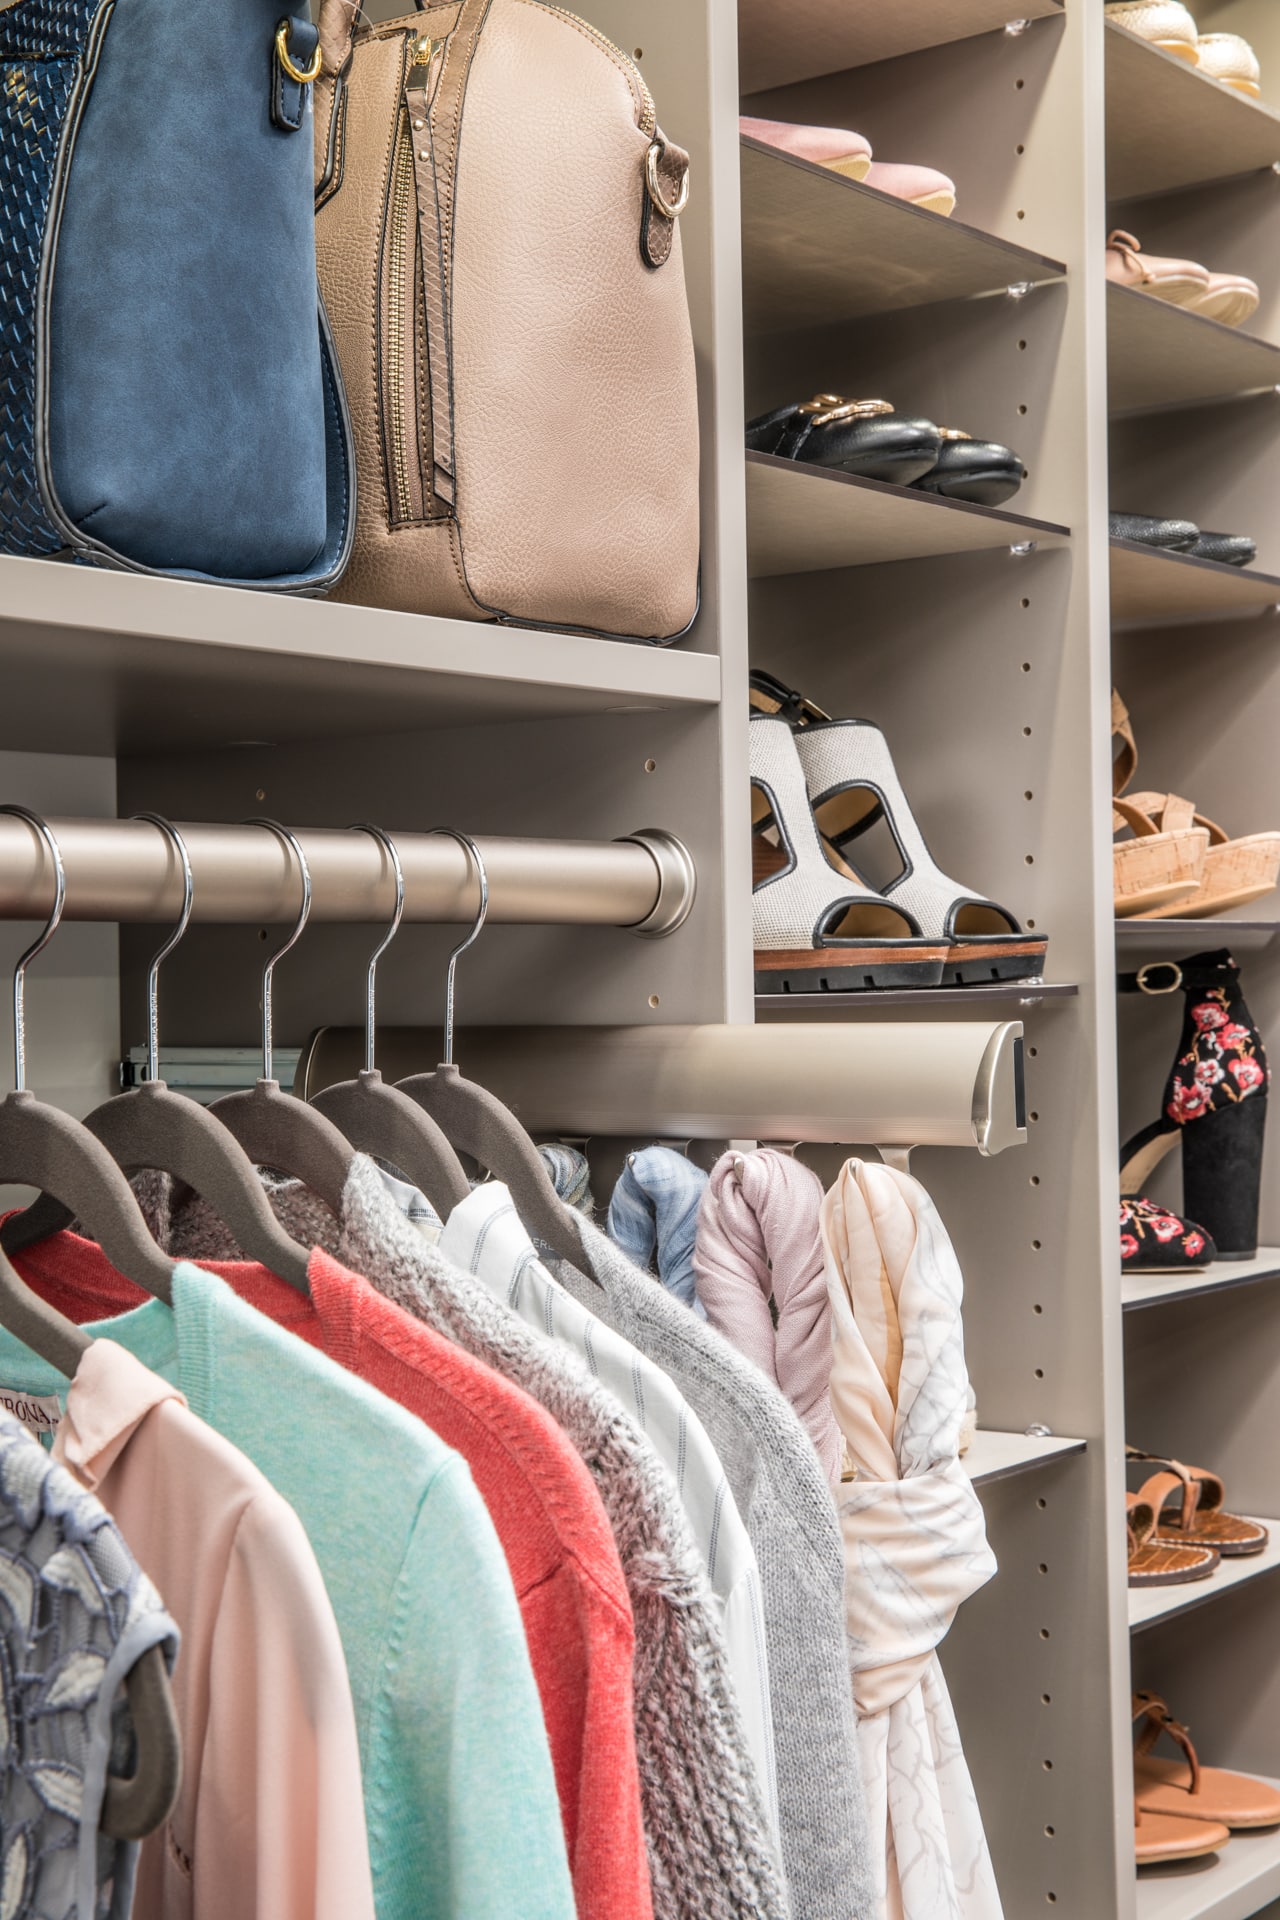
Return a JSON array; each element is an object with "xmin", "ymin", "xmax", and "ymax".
[
  {"xmin": 863, "ymin": 161, "xmax": 956, "ymax": 217},
  {"xmin": 739, "ymin": 114, "xmax": 872, "ymax": 181},
  {"xmin": 1187, "ymin": 269, "xmax": 1261, "ymax": 329},
  {"xmin": 1105, "ymin": 229, "xmax": 1210, "ymax": 306}
]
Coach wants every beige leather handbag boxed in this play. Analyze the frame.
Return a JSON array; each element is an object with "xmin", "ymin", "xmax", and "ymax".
[{"xmin": 312, "ymin": 0, "xmax": 699, "ymax": 642}]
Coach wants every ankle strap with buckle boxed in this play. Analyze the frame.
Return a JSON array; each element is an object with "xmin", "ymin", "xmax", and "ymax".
[{"xmin": 1117, "ymin": 952, "xmax": 1239, "ymax": 996}]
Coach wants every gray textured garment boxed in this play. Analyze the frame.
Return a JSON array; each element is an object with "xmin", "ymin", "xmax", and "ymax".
[
  {"xmin": 552, "ymin": 1217, "xmax": 875, "ymax": 1920},
  {"xmin": 132, "ymin": 1162, "xmax": 790, "ymax": 1920},
  {"xmin": 0, "ymin": 1410, "xmax": 179, "ymax": 1920}
]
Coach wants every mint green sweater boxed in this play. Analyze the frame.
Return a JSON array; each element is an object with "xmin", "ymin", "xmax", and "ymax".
[{"xmin": 0, "ymin": 1262, "xmax": 576, "ymax": 1920}]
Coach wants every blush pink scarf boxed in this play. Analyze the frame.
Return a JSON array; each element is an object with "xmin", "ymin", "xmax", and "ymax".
[{"xmin": 693, "ymin": 1148, "xmax": 843, "ymax": 1484}]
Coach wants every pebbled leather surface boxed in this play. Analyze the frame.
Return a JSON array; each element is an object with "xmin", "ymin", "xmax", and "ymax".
[
  {"xmin": 1109, "ymin": 512, "xmax": 1200, "ymax": 550},
  {"xmin": 0, "ymin": 0, "xmax": 103, "ymax": 556},
  {"xmin": 47, "ymin": 0, "xmax": 333, "ymax": 576}
]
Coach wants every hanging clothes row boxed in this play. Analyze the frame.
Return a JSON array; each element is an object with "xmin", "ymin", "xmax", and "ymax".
[{"xmin": 0, "ymin": 809, "xmax": 999, "ymax": 1920}]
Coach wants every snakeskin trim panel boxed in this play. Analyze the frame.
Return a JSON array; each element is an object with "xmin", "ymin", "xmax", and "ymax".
[{"xmin": 1, "ymin": 0, "xmax": 105, "ymax": 555}]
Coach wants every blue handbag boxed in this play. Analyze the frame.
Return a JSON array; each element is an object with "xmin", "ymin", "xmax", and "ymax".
[{"xmin": 0, "ymin": 0, "xmax": 354, "ymax": 589}]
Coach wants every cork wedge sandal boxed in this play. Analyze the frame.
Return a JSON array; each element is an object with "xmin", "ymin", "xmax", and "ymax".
[
  {"xmin": 1127, "ymin": 1492, "xmax": 1219, "ymax": 1586},
  {"xmin": 1135, "ymin": 1693, "xmax": 1280, "ymax": 1831},
  {"xmin": 1112, "ymin": 691, "xmax": 1208, "ymax": 917},
  {"xmin": 1121, "ymin": 793, "xmax": 1280, "ymax": 921},
  {"xmin": 1128, "ymin": 1447, "xmax": 1269, "ymax": 1557}
]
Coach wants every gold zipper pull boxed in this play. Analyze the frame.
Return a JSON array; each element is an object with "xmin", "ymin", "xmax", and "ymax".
[{"xmin": 412, "ymin": 34, "xmax": 435, "ymax": 63}]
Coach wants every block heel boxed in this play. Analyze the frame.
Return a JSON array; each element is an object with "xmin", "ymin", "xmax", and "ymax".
[{"xmin": 1182, "ymin": 1093, "xmax": 1267, "ymax": 1260}]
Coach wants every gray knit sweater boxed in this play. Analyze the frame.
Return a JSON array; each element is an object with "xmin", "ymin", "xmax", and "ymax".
[
  {"xmin": 553, "ymin": 1219, "xmax": 874, "ymax": 1920},
  {"xmin": 134, "ymin": 1162, "xmax": 790, "ymax": 1920}
]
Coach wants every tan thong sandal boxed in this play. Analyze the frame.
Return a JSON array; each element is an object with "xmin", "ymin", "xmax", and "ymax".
[
  {"xmin": 1129, "ymin": 1447, "xmax": 1269, "ymax": 1557},
  {"xmin": 1127, "ymin": 1492, "xmax": 1220, "ymax": 1586},
  {"xmin": 1135, "ymin": 1798, "xmax": 1231, "ymax": 1865},
  {"xmin": 1121, "ymin": 793, "xmax": 1280, "ymax": 921},
  {"xmin": 1135, "ymin": 1693, "xmax": 1280, "ymax": 1829}
]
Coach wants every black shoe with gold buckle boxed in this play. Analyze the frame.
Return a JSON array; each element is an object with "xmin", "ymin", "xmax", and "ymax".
[{"xmin": 745, "ymin": 395, "xmax": 942, "ymax": 487}]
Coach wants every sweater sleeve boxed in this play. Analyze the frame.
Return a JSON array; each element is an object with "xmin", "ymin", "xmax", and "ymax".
[
  {"xmin": 196, "ymin": 1492, "xmax": 377, "ymax": 1920},
  {"xmin": 372, "ymin": 1453, "xmax": 577, "ymax": 1920}
]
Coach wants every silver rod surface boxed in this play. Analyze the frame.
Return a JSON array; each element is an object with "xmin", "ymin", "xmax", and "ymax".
[
  {"xmin": 302, "ymin": 1021, "xmax": 1028, "ymax": 1156},
  {"xmin": 0, "ymin": 818, "xmax": 676, "ymax": 929}
]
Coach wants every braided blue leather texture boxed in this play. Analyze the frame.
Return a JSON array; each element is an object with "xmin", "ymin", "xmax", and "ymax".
[{"xmin": 0, "ymin": 0, "xmax": 102, "ymax": 555}]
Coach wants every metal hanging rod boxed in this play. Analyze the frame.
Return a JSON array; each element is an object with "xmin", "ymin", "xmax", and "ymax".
[
  {"xmin": 0, "ymin": 818, "xmax": 696, "ymax": 935},
  {"xmin": 301, "ymin": 1019, "xmax": 1028, "ymax": 1156}
]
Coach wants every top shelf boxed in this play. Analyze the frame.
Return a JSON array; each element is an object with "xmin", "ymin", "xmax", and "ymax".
[
  {"xmin": 740, "ymin": 137, "xmax": 1065, "ymax": 335},
  {"xmin": 737, "ymin": 0, "xmax": 1062, "ymax": 96},
  {"xmin": 1106, "ymin": 18, "xmax": 1280, "ymax": 200},
  {"xmin": 0, "ymin": 555, "xmax": 721, "ymax": 755}
]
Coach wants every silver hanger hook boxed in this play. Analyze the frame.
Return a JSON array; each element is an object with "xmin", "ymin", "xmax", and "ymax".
[
  {"xmin": 245, "ymin": 819, "xmax": 311, "ymax": 1085},
  {"xmin": 133, "ymin": 814, "xmax": 194, "ymax": 1089},
  {"xmin": 427, "ymin": 828, "xmax": 488, "ymax": 1068},
  {"xmin": 0, "ymin": 806, "xmax": 67, "ymax": 1094},
  {"xmin": 349, "ymin": 824, "xmax": 404, "ymax": 1073}
]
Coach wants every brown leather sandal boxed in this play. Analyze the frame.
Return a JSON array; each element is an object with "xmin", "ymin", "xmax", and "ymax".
[
  {"xmin": 1127, "ymin": 1492, "xmax": 1219, "ymax": 1586},
  {"xmin": 1129, "ymin": 1447, "xmax": 1269, "ymax": 1558},
  {"xmin": 1135, "ymin": 1693, "xmax": 1280, "ymax": 1830},
  {"xmin": 1135, "ymin": 1799, "xmax": 1231, "ymax": 1866}
]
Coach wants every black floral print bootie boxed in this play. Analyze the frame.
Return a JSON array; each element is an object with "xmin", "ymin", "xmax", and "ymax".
[{"xmin": 1119, "ymin": 951, "xmax": 1269, "ymax": 1260}]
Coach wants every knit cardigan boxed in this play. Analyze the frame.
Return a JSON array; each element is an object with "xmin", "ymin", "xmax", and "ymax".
[
  {"xmin": 554, "ymin": 1218, "xmax": 875, "ymax": 1920},
  {"xmin": 134, "ymin": 1163, "xmax": 790, "ymax": 1920}
]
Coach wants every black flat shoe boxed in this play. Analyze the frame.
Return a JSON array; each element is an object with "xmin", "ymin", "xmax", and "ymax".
[
  {"xmin": 1187, "ymin": 531, "xmax": 1256, "ymax": 567},
  {"xmin": 745, "ymin": 395, "xmax": 942, "ymax": 487},
  {"xmin": 912, "ymin": 429, "xmax": 1024, "ymax": 506},
  {"xmin": 1109, "ymin": 512, "xmax": 1200, "ymax": 550}
]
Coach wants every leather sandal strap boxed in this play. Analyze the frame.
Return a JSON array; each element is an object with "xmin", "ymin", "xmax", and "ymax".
[
  {"xmin": 1133, "ymin": 1692, "xmax": 1202, "ymax": 1795},
  {"xmin": 1137, "ymin": 1469, "xmax": 1201, "ymax": 1534},
  {"xmin": 1127, "ymin": 1493, "xmax": 1157, "ymax": 1554},
  {"xmin": 1108, "ymin": 230, "xmax": 1143, "ymax": 267},
  {"xmin": 1127, "ymin": 790, "xmax": 1226, "ymax": 843},
  {"xmin": 1112, "ymin": 688, "xmax": 1138, "ymax": 796},
  {"xmin": 1129, "ymin": 1448, "xmax": 1226, "ymax": 1517}
]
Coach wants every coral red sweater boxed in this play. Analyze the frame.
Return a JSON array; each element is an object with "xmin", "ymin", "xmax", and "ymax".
[{"xmin": 10, "ymin": 1225, "xmax": 652, "ymax": 1920}]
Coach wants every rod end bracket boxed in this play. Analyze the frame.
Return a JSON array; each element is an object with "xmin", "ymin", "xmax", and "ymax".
[{"xmin": 617, "ymin": 829, "xmax": 697, "ymax": 938}]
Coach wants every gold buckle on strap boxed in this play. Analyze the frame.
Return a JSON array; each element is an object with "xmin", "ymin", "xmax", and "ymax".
[
  {"xmin": 645, "ymin": 139, "xmax": 690, "ymax": 220},
  {"xmin": 275, "ymin": 20, "xmax": 323, "ymax": 85},
  {"xmin": 1136, "ymin": 961, "xmax": 1183, "ymax": 995},
  {"xmin": 796, "ymin": 395, "xmax": 894, "ymax": 429}
]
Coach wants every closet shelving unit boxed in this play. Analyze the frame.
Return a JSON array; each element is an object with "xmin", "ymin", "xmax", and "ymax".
[{"xmin": 0, "ymin": 2, "xmax": 1274, "ymax": 1919}]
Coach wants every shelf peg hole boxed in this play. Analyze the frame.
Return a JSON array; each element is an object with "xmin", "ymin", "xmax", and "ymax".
[
  {"xmin": 1025, "ymin": 854, "xmax": 1034, "ymax": 865},
  {"xmin": 1016, "ymin": 142, "xmax": 1025, "ymax": 154},
  {"xmin": 1042, "ymin": 1693, "xmax": 1051, "ymax": 1704},
  {"xmin": 633, "ymin": 45, "xmax": 642, "ymax": 56},
  {"xmin": 1037, "ymin": 1497, "xmax": 1047, "ymax": 1510},
  {"xmin": 1038, "ymin": 1564, "xmax": 1048, "ymax": 1575},
  {"xmin": 1023, "ymin": 725, "xmax": 1032, "ymax": 736},
  {"xmin": 1039, "ymin": 1627, "xmax": 1050, "ymax": 1639},
  {"xmin": 1034, "ymin": 1367, "xmax": 1044, "ymax": 1379},
  {"xmin": 1018, "ymin": 403, "xmax": 1028, "ymax": 415},
  {"xmin": 1019, "ymin": 338, "xmax": 1028, "ymax": 350},
  {"xmin": 1044, "ymin": 1826, "xmax": 1055, "ymax": 1838},
  {"xmin": 1033, "ymin": 1301, "xmax": 1043, "ymax": 1314},
  {"xmin": 644, "ymin": 758, "xmax": 657, "ymax": 773},
  {"xmin": 648, "ymin": 994, "xmax": 660, "ymax": 1008},
  {"xmin": 1031, "ymin": 1174, "xmax": 1040, "ymax": 1186},
  {"xmin": 1031, "ymin": 1239, "xmax": 1041, "ymax": 1251}
]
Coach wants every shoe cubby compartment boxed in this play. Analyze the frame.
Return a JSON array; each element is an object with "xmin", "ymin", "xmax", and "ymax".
[
  {"xmin": 1107, "ymin": 284, "xmax": 1280, "ymax": 418},
  {"xmin": 1106, "ymin": 12, "xmax": 1280, "ymax": 201}
]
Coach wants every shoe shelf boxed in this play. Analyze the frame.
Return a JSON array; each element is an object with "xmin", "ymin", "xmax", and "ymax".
[
  {"xmin": 1110, "ymin": 542, "xmax": 1280, "ymax": 629},
  {"xmin": 755, "ymin": 981, "xmax": 1079, "ymax": 1012},
  {"xmin": 1130, "ymin": 1523, "xmax": 1280, "ymax": 1634},
  {"xmin": 0, "ymin": 554, "xmax": 721, "ymax": 755},
  {"xmin": 1123, "ymin": 1248, "xmax": 1280, "ymax": 1315},
  {"xmin": 964, "ymin": 1429, "xmax": 1086, "ymax": 1486},
  {"xmin": 1105, "ymin": 18, "xmax": 1280, "ymax": 200},
  {"xmin": 737, "ymin": 0, "xmax": 1063, "ymax": 95},
  {"xmin": 1115, "ymin": 921, "xmax": 1280, "ymax": 954},
  {"xmin": 740, "ymin": 136, "xmax": 1065, "ymax": 335},
  {"xmin": 1136, "ymin": 1813, "xmax": 1280, "ymax": 1920},
  {"xmin": 1107, "ymin": 286, "xmax": 1280, "ymax": 418},
  {"xmin": 745, "ymin": 452, "xmax": 1069, "ymax": 577}
]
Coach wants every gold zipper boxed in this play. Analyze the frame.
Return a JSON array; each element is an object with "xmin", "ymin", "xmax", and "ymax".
[
  {"xmin": 385, "ymin": 106, "xmax": 415, "ymax": 522},
  {"xmin": 532, "ymin": 3, "xmax": 655, "ymax": 136}
]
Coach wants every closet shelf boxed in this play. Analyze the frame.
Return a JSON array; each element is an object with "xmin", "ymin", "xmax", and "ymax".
[
  {"xmin": 1135, "ymin": 1808, "xmax": 1280, "ymax": 1920},
  {"xmin": 0, "ymin": 554, "xmax": 721, "ymax": 754},
  {"xmin": 1129, "ymin": 1520, "xmax": 1280, "ymax": 1632},
  {"xmin": 1123, "ymin": 1247, "xmax": 1280, "ymax": 1314},
  {"xmin": 1110, "ymin": 542, "xmax": 1280, "ymax": 629},
  {"xmin": 746, "ymin": 453, "xmax": 1069, "ymax": 578},
  {"xmin": 756, "ymin": 982, "xmax": 1078, "ymax": 1013},
  {"xmin": 740, "ymin": 137, "xmax": 1065, "ymax": 334},
  {"xmin": 963, "ymin": 1430, "xmax": 1085, "ymax": 1486},
  {"xmin": 1115, "ymin": 920, "xmax": 1280, "ymax": 954},
  {"xmin": 1105, "ymin": 18, "xmax": 1280, "ymax": 199},
  {"xmin": 737, "ymin": 0, "xmax": 1062, "ymax": 95},
  {"xmin": 1107, "ymin": 284, "xmax": 1280, "ymax": 417}
]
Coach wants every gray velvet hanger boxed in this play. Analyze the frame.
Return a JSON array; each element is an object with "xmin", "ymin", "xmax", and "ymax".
[
  {"xmin": 7, "ymin": 816, "xmax": 313, "ymax": 1292},
  {"xmin": 395, "ymin": 829, "xmax": 596, "ymax": 1276},
  {"xmin": 0, "ymin": 807, "xmax": 181, "ymax": 1840},
  {"xmin": 310, "ymin": 825, "xmax": 470, "ymax": 1217},
  {"xmin": 209, "ymin": 820, "xmax": 355, "ymax": 1214}
]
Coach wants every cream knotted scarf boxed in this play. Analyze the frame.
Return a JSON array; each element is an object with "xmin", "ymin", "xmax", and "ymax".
[{"xmin": 821, "ymin": 1159, "xmax": 1002, "ymax": 1920}]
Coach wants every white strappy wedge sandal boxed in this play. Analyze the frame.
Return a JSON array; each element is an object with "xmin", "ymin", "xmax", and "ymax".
[
  {"xmin": 750, "ymin": 713, "xmax": 949, "ymax": 993},
  {"xmin": 751, "ymin": 673, "xmax": 1048, "ymax": 986}
]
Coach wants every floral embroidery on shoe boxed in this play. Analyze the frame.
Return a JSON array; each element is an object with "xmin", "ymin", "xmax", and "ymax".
[
  {"xmin": 1119, "ymin": 1196, "xmax": 1215, "ymax": 1270},
  {"xmin": 1165, "ymin": 983, "xmax": 1269, "ymax": 1128}
]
